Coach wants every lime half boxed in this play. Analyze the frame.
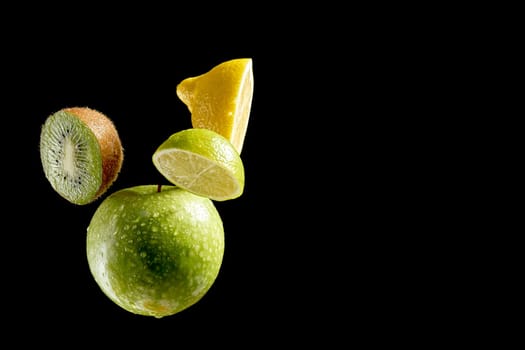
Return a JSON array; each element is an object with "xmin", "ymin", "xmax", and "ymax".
[{"xmin": 152, "ymin": 128, "xmax": 245, "ymax": 201}]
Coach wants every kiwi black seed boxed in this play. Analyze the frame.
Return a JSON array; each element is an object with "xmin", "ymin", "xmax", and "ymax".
[{"xmin": 40, "ymin": 107, "xmax": 124, "ymax": 205}]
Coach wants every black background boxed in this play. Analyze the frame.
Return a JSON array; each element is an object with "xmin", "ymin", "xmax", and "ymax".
[
  {"xmin": 1, "ymin": 9, "xmax": 470, "ymax": 346},
  {"xmin": 1, "ymin": 15, "xmax": 351, "ymax": 346}
]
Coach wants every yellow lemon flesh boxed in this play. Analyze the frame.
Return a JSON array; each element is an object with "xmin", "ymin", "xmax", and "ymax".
[{"xmin": 176, "ymin": 58, "xmax": 254, "ymax": 154}]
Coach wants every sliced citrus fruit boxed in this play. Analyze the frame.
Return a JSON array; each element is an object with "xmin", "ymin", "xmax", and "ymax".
[
  {"xmin": 152, "ymin": 128, "xmax": 244, "ymax": 201},
  {"xmin": 176, "ymin": 58, "xmax": 254, "ymax": 153}
]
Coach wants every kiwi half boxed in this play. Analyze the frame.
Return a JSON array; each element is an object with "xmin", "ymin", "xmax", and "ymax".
[{"xmin": 40, "ymin": 107, "xmax": 124, "ymax": 205}]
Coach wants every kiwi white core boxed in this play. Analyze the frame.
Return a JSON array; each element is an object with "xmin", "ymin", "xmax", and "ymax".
[{"xmin": 63, "ymin": 137, "xmax": 77, "ymax": 176}]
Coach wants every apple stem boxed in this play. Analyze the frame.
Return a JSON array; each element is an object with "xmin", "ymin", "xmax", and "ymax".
[{"xmin": 157, "ymin": 184, "xmax": 162, "ymax": 192}]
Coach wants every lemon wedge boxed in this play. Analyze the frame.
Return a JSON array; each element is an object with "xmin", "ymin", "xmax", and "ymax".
[{"xmin": 176, "ymin": 58, "xmax": 254, "ymax": 153}]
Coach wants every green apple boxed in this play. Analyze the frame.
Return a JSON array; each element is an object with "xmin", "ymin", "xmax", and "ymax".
[{"xmin": 86, "ymin": 184, "xmax": 224, "ymax": 318}]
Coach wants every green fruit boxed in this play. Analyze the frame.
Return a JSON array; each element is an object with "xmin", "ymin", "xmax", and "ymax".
[
  {"xmin": 152, "ymin": 128, "xmax": 245, "ymax": 201},
  {"xmin": 39, "ymin": 107, "xmax": 123, "ymax": 205},
  {"xmin": 86, "ymin": 185, "xmax": 224, "ymax": 318}
]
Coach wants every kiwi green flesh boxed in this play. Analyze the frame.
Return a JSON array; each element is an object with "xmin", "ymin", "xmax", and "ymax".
[
  {"xmin": 40, "ymin": 110, "xmax": 102, "ymax": 205},
  {"xmin": 65, "ymin": 107, "xmax": 123, "ymax": 201}
]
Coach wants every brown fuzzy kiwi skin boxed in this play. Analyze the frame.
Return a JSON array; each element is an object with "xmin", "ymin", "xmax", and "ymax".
[{"xmin": 64, "ymin": 107, "xmax": 124, "ymax": 201}]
